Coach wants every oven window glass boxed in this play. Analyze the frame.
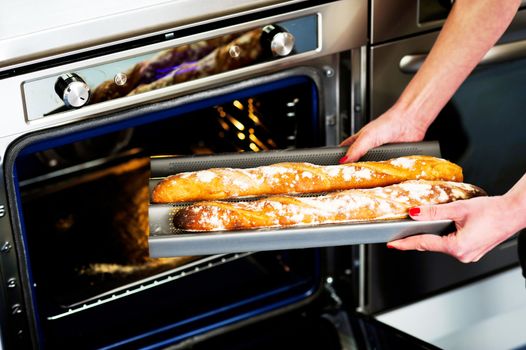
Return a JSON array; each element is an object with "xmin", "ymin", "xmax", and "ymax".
[{"xmin": 13, "ymin": 76, "xmax": 323, "ymax": 348}]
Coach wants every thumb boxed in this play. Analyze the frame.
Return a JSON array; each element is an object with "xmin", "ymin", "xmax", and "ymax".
[{"xmin": 408, "ymin": 202, "xmax": 461, "ymax": 222}]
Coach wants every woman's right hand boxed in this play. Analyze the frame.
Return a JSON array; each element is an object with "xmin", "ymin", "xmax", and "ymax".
[{"xmin": 339, "ymin": 107, "xmax": 428, "ymax": 163}]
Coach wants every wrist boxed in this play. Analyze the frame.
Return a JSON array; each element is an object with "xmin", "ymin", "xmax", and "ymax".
[{"xmin": 390, "ymin": 98, "xmax": 436, "ymax": 137}]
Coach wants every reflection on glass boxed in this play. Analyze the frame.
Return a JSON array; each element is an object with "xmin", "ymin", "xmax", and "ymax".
[{"xmin": 90, "ymin": 29, "xmax": 264, "ymax": 104}]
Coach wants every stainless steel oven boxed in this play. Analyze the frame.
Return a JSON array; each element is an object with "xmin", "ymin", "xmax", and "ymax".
[
  {"xmin": 3, "ymin": 0, "xmax": 523, "ymax": 349},
  {"xmin": 0, "ymin": 1, "xmax": 380, "ymax": 349}
]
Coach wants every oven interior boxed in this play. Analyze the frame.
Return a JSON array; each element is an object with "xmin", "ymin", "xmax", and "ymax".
[{"xmin": 11, "ymin": 75, "xmax": 329, "ymax": 348}]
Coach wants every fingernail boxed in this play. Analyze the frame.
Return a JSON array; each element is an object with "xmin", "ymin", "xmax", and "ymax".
[
  {"xmin": 409, "ymin": 207, "xmax": 421, "ymax": 216},
  {"xmin": 387, "ymin": 243, "xmax": 396, "ymax": 249},
  {"xmin": 339, "ymin": 156, "xmax": 349, "ymax": 164}
]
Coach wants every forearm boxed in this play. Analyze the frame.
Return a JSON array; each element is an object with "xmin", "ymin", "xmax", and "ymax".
[{"xmin": 393, "ymin": 0, "xmax": 520, "ymax": 128}]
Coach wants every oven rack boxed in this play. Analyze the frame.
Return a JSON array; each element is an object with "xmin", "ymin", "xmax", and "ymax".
[
  {"xmin": 47, "ymin": 252, "xmax": 251, "ymax": 320},
  {"xmin": 148, "ymin": 142, "xmax": 456, "ymax": 257}
]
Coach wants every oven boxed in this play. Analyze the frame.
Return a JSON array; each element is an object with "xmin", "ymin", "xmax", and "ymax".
[
  {"xmin": 0, "ymin": 1, "xmax": 381, "ymax": 349},
  {"xmin": 3, "ymin": 0, "xmax": 523, "ymax": 349},
  {"xmin": 367, "ymin": 1, "xmax": 526, "ymax": 348}
]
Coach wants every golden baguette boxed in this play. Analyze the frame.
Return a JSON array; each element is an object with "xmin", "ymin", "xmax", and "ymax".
[
  {"xmin": 173, "ymin": 180, "xmax": 485, "ymax": 231},
  {"xmin": 152, "ymin": 155, "xmax": 463, "ymax": 203}
]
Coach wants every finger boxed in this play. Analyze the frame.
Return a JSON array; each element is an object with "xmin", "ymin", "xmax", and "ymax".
[
  {"xmin": 408, "ymin": 202, "xmax": 465, "ymax": 222},
  {"xmin": 341, "ymin": 135, "xmax": 377, "ymax": 163},
  {"xmin": 387, "ymin": 233, "xmax": 450, "ymax": 254},
  {"xmin": 339, "ymin": 134, "xmax": 364, "ymax": 164},
  {"xmin": 339, "ymin": 133, "xmax": 359, "ymax": 147}
]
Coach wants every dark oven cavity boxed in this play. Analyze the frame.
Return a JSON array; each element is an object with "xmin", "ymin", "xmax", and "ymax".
[{"xmin": 9, "ymin": 75, "xmax": 326, "ymax": 349}]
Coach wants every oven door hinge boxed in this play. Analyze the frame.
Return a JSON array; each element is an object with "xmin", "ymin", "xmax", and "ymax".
[{"xmin": 322, "ymin": 279, "xmax": 359, "ymax": 350}]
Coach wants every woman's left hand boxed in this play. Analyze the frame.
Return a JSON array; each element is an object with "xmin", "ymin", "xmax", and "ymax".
[{"xmin": 387, "ymin": 196, "xmax": 521, "ymax": 263}]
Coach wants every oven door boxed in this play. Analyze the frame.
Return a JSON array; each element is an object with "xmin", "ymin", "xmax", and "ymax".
[{"xmin": 2, "ymin": 71, "xmax": 333, "ymax": 349}]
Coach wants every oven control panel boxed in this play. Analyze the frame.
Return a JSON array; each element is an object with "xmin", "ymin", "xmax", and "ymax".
[{"xmin": 22, "ymin": 15, "xmax": 318, "ymax": 120}]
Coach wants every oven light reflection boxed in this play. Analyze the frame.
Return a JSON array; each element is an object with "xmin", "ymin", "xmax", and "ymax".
[
  {"xmin": 218, "ymin": 119, "xmax": 230, "ymax": 131},
  {"xmin": 267, "ymin": 139, "xmax": 277, "ymax": 148},
  {"xmin": 249, "ymin": 134, "xmax": 268, "ymax": 151},
  {"xmin": 247, "ymin": 98, "xmax": 261, "ymax": 125},
  {"xmin": 213, "ymin": 97, "xmax": 280, "ymax": 152},
  {"xmin": 233, "ymin": 100, "xmax": 244, "ymax": 110},
  {"xmin": 217, "ymin": 107, "xmax": 227, "ymax": 118},
  {"xmin": 228, "ymin": 116, "xmax": 245, "ymax": 131}
]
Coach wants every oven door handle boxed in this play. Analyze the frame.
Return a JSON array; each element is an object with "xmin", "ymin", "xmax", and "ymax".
[{"xmin": 399, "ymin": 39, "xmax": 526, "ymax": 74}]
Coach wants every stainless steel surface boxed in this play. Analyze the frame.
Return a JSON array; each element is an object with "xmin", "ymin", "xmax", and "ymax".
[
  {"xmin": 60, "ymin": 81, "xmax": 90, "ymax": 108},
  {"xmin": 350, "ymin": 46, "xmax": 367, "ymax": 136},
  {"xmin": 370, "ymin": 0, "xmax": 443, "ymax": 44},
  {"xmin": 370, "ymin": 8, "xmax": 526, "ymax": 118},
  {"xmin": 399, "ymin": 39, "xmax": 526, "ymax": 74},
  {"xmin": 54, "ymin": 73, "xmax": 89, "ymax": 105},
  {"xmin": 371, "ymin": 0, "xmax": 526, "ymax": 45},
  {"xmin": 370, "ymin": 30, "xmax": 435, "ymax": 118},
  {"xmin": 0, "ymin": 0, "xmax": 308, "ymax": 69},
  {"xmin": 113, "ymin": 72, "xmax": 128, "ymax": 86},
  {"xmin": 271, "ymin": 32, "xmax": 296, "ymax": 56},
  {"xmin": 0, "ymin": 0, "xmax": 366, "ymax": 139},
  {"xmin": 149, "ymin": 219, "xmax": 454, "ymax": 257},
  {"xmin": 23, "ymin": 14, "xmax": 319, "ymax": 119}
]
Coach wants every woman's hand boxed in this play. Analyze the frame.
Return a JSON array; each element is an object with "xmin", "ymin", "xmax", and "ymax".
[
  {"xmin": 389, "ymin": 173, "xmax": 526, "ymax": 262},
  {"xmin": 339, "ymin": 0, "xmax": 521, "ymax": 164},
  {"xmin": 387, "ymin": 195, "xmax": 524, "ymax": 263},
  {"xmin": 339, "ymin": 107, "xmax": 428, "ymax": 163}
]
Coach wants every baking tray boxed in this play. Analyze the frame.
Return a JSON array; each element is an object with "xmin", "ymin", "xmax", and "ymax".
[{"xmin": 148, "ymin": 141, "xmax": 453, "ymax": 257}]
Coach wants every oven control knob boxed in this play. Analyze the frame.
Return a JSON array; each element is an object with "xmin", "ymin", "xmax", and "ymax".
[
  {"xmin": 261, "ymin": 24, "xmax": 295, "ymax": 57},
  {"xmin": 54, "ymin": 73, "xmax": 91, "ymax": 108}
]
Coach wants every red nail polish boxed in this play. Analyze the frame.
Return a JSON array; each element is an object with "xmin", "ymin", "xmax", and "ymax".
[
  {"xmin": 387, "ymin": 243, "xmax": 395, "ymax": 249},
  {"xmin": 409, "ymin": 207, "xmax": 421, "ymax": 216},
  {"xmin": 339, "ymin": 156, "xmax": 349, "ymax": 164}
]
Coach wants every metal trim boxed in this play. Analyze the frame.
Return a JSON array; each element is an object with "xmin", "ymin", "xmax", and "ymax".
[{"xmin": 0, "ymin": 0, "xmax": 311, "ymax": 70}]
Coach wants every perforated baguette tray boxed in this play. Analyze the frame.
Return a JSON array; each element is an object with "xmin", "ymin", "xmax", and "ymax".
[{"xmin": 148, "ymin": 142, "xmax": 454, "ymax": 257}]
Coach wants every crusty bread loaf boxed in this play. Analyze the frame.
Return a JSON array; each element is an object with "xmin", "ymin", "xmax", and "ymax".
[
  {"xmin": 152, "ymin": 155, "xmax": 463, "ymax": 203},
  {"xmin": 173, "ymin": 180, "xmax": 485, "ymax": 231}
]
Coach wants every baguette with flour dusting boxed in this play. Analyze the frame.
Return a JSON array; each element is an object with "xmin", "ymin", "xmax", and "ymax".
[
  {"xmin": 152, "ymin": 155, "xmax": 463, "ymax": 203},
  {"xmin": 173, "ymin": 180, "xmax": 486, "ymax": 231}
]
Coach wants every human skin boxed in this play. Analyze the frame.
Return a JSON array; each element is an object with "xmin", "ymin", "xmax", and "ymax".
[{"xmin": 388, "ymin": 173, "xmax": 526, "ymax": 263}]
